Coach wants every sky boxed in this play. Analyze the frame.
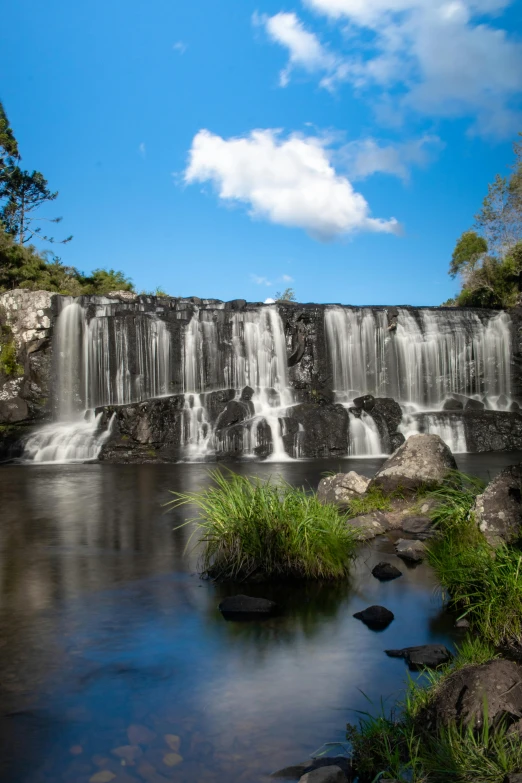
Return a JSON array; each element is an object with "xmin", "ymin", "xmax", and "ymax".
[{"xmin": 1, "ymin": 0, "xmax": 522, "ymax": 305}]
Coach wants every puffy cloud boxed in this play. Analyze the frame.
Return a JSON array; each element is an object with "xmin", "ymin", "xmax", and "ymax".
[
  {"xmin": 254, "ymin": 11, "xmax": 348, "ymax": 88},
  {"xmin": 264, "ymin": 297, "xmax": 277, "ymax": 303},
  {"xmin": 272, "ymin": 0, "xmax": 522, "ymax": 136},
  {"xmin": 339, "ymin": 135, "xmax": 442, "ymax": 181},
  {"xmin": 184, "ymin": 129, "xmax": 400, "ymax": 240}
]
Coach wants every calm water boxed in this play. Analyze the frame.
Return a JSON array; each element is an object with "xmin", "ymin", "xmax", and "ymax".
[{"xmin": 0, "ymin": 453, "xmax": 520, "ymax": 783}]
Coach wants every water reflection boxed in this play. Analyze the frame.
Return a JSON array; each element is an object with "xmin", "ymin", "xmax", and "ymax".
[{"xmin": 0, "ymin": 453, "xmax": 519, "ymax": 783}]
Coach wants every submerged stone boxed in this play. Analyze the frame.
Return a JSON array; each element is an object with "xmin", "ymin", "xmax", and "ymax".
[
  {"xmin": 371, "ymin": 562, "xmax": 402, "ymax": 581},
  {"xmin": 218, "ymin": 595, "xmax": 277, "ymax": 617},
  {"xmin": 385, "ymin": 644, "xmax": 451, "ymax": 670}
]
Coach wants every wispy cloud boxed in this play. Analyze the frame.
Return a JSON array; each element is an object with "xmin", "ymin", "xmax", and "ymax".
[
  {"xmin": 185, "ymin": 128, "xmax": 400, "ymax": 240},
  {"xmin": 173, "ymin": 41, "xmax": 188, "ymax": 54},
  {"xmin": 281, "ymin": 274, "xmax": 294, "ymax": 282},
  {"xmin": 338, "ymin": 135, "xmax": 443, "ymax": 182},
  {"xmin": 251, "ymin": 274, "xmax": 273, "ymax": 286},
  {"xmin": 138, "ymin": 142, "xmax": 146, "ymax": 158}
]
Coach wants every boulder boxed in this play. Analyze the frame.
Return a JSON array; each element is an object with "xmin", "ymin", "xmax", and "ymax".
[
  {"xmin": 215, "ymin": 400, "xmax": 253, "ymax": 430},
  {"xmin": 395, "ymin": 539, "xmax": 426, "ymax": 562},
  {"xmin": 442, "ymin": 397, "xmax": 463, "ymax": 411},
  {"xmin": 317, "ymin": 471, "xmax": 370, "ymax": 507},
  {"xmin": 366, "ymin": 397, "xmax": 404, "ymax": 451},
  {"xmin": 400, "ymin": 516, "xmax": 435, "ymax": 539},
  {"xmin": 372, "ymin": 562, "xmax": 403, "ymax": 581},
  {"xmin": 282, "ymin": 403, "xmax": 349, "ymax": 459},
  {"xmin": 299, "ymin": 766, "xmax": 346, "ymax": 783},
  {"xmin": 465, "ymin": 398, "xmax": 485, "ymax": 411},
  {"xmin": 473, "ymin": 465, "xmax": 522, "ymax": 546},
  {"xmin": 370, "ymin": 434, "xmax": 457, "ymax": 494},
  {"xmin": 218, "ymin": 595, "xmax": 277, "ymax": 617},
  {"xmin": 422, "ymin": 659, "xmax": 522, "ymax": 731},
  {"xmin": 353, "ymin": 605, "xmax": 394, "ymax": 630},
  {"xmin": 498, "ymin": 394, "xmax": 510, "ymax": 410},
  {"xmin": 347, "ymin": 512, "xmax": 389, "ymax": 539},
  {"xmin": 353, "ymin": 394, "xmax": 375, "ymax": 412},
  {"xmin": 510, "ymin": 401, "xmax": 521, "ymax": 413},
  {"xmin": 240, "ymin": 386, "xmax": 255, "ymax": 402},
  {"xmin": 386, "ymin": 644, "xmax": 451, "ymax": 670}
]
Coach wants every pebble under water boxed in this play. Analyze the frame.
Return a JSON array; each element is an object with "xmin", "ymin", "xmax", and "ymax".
[{"xmin": 0, "ymin": 453, "xmax": 519, "ymax": 783}]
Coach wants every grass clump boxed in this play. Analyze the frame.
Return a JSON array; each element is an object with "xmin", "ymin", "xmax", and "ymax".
[
  {"xmin": 345, "ymin": 485, "xmax": 397, "ymax": 518},
  {"xmin": 165, "ymin": 470, "xmax": 358, "ymax": 581},
  {"xmin": 423, "ymin": 472, "xmax": 522, "ymax": 647},
  {"xmin": 347, "ymin": 639, "xmax": 516, "ymax": 783}
]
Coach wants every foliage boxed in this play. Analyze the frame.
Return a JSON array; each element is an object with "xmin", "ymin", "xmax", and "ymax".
[
  {"xmin": 275, "ymin": 287, "xmax": 296, "ymax": 302},
  {"xmin": 0, "ymin": 101, "xmax": 19, "ymax": 169},
  {"xmin": 422, "ymin": 472, "xmax": 522, "ymax": 646},
  {"xmin": 165, "ymin": 470, "xmax": 358, "ymax": 580},
  {"xmin": 0, "ymin": 321, "xmax": 22, "ymax": 377},
  {"xmin": 344, "ymin": 485, "xmax": 397, "ymax": 518},
  {"xmin": 448, "ymin": 133, "xmax": 522, "ymax": 308},
  {"xmin": 347, "ymin": 639, "xmax": 516, "ymax": 783},
  {"xmin": 81, "ymin": 268, "xmax": 134, "ymax": 294}
]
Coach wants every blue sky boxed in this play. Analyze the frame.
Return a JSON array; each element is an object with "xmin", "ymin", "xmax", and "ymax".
[{"xmin": 1, "ymin": 0, "xmax": 521, "ymax": 305}]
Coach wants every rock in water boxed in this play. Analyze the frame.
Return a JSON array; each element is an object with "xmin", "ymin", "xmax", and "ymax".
[
  {"xmin": 442, "ymin": 397, "xmax": 463, "ymax": 411},
  {"xmin": 473, "ymin": 465, "xmax": 522, "ymax": 546},
  {"xmin": 370, "ymin": 434, "xmax": 457, "ymax": 494},
  {"xmin": 422, "ymin": 659, "xmax": 522, "ymax": 731},
  {"xmin": 372, "ymin": 562, "xmax": 402, "ymax": 581},
  {"xmin": 395, "ymin": 539, "xmax": 426, "ymax": 562},
  {"xmin": 354, "ymin": 605, "xmax": 394, "ymax": 630},
  {"xmin": 299, "ymin": 766, "xmax": 347, "ymax": 783},
  {"xmin": 352, "ymin": 394, "xmax": 376, "ymax": 412},
  {"xmin": 317, "ymin": 471, "xmax": 370, "ymax": 507},
  {"xmin": 385, "ymin": 644, "xmax": 451, "ymax": 670},
  {"xmin": 218, "ymin": 595, "xmax": 277, "ymax": 617},
  {"xmin": 346, "ymin": 512, "xmax": 389, "ymax": 540}
]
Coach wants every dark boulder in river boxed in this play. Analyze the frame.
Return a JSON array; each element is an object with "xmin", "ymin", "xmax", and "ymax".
[{"xmin": 218, "ymin": 595, "xmax": 277, "ymax": 618}]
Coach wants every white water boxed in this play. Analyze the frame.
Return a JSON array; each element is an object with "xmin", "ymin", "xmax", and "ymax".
[
  {"xmin": 399, "ymin": 409, "xmax": 468, "ymax": 453},
  {"xmin": 348, "ymin": 411, "xmax": 385, "ymax": 457},
  {"xmin": 22, "ymin": 300, "xmax": 171, "ymax": 463}
]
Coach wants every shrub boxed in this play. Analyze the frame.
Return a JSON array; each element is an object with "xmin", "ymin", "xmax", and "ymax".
[{"xmin": 165, "ymin": 470, "xmax": 358, "ymax": 580}]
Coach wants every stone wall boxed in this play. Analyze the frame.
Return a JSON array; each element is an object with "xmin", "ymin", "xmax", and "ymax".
[{"xmin": 0, "ymin": 290, "xmax": 55, "ymax": 424}]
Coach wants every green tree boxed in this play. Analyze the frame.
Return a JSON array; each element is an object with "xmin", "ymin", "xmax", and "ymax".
[
  {"xmin": 0, "ymin": 101, "xmax": 19, "ymax": 169},
  {"xmin": 0, "ymin": 168, "xmax": 72, "ymax": 246},
  {"xmin": 449, "ymin": 231, "xmax": 488, "ymax": 279},
  {"xmin": 81, "ymin": 268, "xmax": 134, "ymax": 295},
  {"xmin": 275, "ymin": 287, "xmax": 296, "ymax": 302}
]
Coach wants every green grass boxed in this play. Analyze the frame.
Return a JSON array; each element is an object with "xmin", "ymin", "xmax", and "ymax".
[
  {"xmin": 345, "ymin": 485, "xmax": 396, "ymax": 518},
  {"xmin": 165, "ymin": 470, "xmax": 359, "ymax": 581},
  {"xmin": 423, "ymin": 472, "xmax": 522, "ymax": 646},
  {"xmin": 347, "ymin": 639, "xmax": 517, "ymax": 783}
]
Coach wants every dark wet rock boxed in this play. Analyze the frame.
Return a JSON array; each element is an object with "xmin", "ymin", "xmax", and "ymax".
[
  {"xmin": 272, "ymin": 758, "xmax": 351, "ymax": 781},
  {"xmin": 465, "ymin": 398, "xmax": 485, "ymax": 411},
  {"xmin": 422, "ymin": 659, "xmax": 522, "ymax": 731},
  {"xmin": 400, "ymin": 516, "xmax": 435, "ymax": 539},
  {"xmin": 218, "ymin": 595, "xmax": 277, "ymax": 617},
  {"xmin": 299, "ymin": 766, "xmax": 347, "ymax": 783},
  {"xmin": 473, "ymin": 465, "xmax": 522, "ymax": 546},
  {"xmin": 443, "ymin": 397, "xmax": 464, "ymax": 411},
  {"xmin": 353, "ymin": 394, "xmax": 375, "ymax": 412},
  {"xmin": 410, "ymin": 410, "xmax": 522, "ymax": 453},
  {"xmin": 317, "ymin": 471, "xmax": 370, "ymax": 507},
  {"xmin": 454, "ymin": 618, "xmax": 470, "ymax": 629},
  {"xmin": 370, "ymin": 434, "xmax": 457, "ymax": 494},
  {"xmin": 386, "ymin": 644, "xmax": 451, "ymax": 670},
  {"xmin": 372, "ymin": 562, "xmax": 403, "ymax": 581},
  {"xmin": 0, "ymin": 396, "xmax": 28, "ymax": 423},
  {"xmin": 240, "ymin": 385, "xmax": 255, "ymax": 402},
  {"xmin": 505, "ymin": 774, "xmax": 522, "ymax": 783},
  {"xmin": 347, "ymin": 512, "xmax": 389, "ymax": 539},
  {"xmin": 510, "ymin": 401, "xmax": 521, "ymax": 413},
  {"xmin": 282, "ymin": 403, "xmax": 349, "ymax": 459},
  {"xmin": 366, "ymin": 398, "xmax": 404, "ymax": 451},
  {"xmin": 395, "ymin": 538, "xmax": 426, "ymax": 562},
  {"xmin": 215, "ymin": 399, "xmax": 253, "ymax": 430},
  {"xmin": 353, "ymin": 605, "xmax": 394, "ymax": 630}
]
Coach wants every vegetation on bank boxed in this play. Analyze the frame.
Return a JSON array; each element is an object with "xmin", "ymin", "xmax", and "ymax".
[
  {"xmin": 165, "ymin": 470, "xmax": 358, "ymax": 580},
  {"xmin": 347, "ymin": 638, "xmax": 522, "ymax": 783},
  {"xmin": 446, "ymin": 133, "xmax": 522, "ymax": 308}
]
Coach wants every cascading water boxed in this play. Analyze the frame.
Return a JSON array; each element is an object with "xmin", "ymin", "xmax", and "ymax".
[
  {"xmin": 325, "ymin": 306, "xmax": 512, "ymax": 453},
  {"xmin": 22, "ymin": 298, "xmax": 172, "ymax": 463}
]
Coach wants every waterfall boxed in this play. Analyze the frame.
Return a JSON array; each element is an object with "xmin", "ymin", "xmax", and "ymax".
[
  {"xmin": 22, "ymin": 299, "xmax": 172, "ymax": 463},
  {"xmin": 399, "ymin": 409, "xmax": 468, "ymax": 453},
  {"xmin": 348, "ymin": 412, "xmax": 384, "ymax": 457}
]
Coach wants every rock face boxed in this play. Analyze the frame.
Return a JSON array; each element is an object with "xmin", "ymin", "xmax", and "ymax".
[
  {"xmin": 282, "ymin": 403, "xmax": 349, "ymax": 458},
  {"xmin": 423, "ymin": 659, "xmax": 522, "ymax": 731},
  {"xmin": 317, "ymin": 471, "xmax": 370, "ymax": 507},
  {"xmin": 386, "ymin": 644, "xmax": 451, "ymax": 670},
  {"xmin": 366, "ymin": 397, "xmax": 404, "ymax": 452},
  {"xmin": 473, "ymin": 465, "xmax": 522, "ymax": 546},
  {"xmin": 370, "ymin": 434, "xmax": 457, "ymax": 494}
]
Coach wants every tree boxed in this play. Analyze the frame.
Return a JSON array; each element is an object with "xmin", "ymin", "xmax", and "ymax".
[
  {"xmin": 0, "ymin": 101, "xmax": 19, "ymax": 169},
  {"xmin": 448, "ymin": 133, "xmax": 522, "ymax": 308},
  {"xmin": 275, "ymin": 287, "xmax": 296, "ymax": 302},
  {"xmin": 0, "ymin": 167, "xmax": 72, "ymax": 246},
  {"xmin": 81, "ymin": 268, "xmax": 134, "ymax": 295}
]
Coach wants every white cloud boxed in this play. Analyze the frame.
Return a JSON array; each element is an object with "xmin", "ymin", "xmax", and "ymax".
[
  {"xmin": 138, "ymin": 142, "xmax": 146, "ymax": 158},
  {"xmin": 339, "ymin": 135, "xmax": 442, "ymax": 181},
  {"xmin": 264, "ymin": 297, "xmax": 277, "ymax": 303},
  {"xmin": 184, "ymin": 129, "xmax": 399, "ymax": 240},
  {"xmin": 173, "ymin": 41, "xmax": 187, "ymax": 54},
  {"xmin": 251, "ymin": 274, "xmax": 273, "ymax": 286},
  {"xmin": 282, "ymin": 274, "xmax": 294, "ymax": 282},
  {"xmin": 279, "ymin": 0, "xmax": 522, "ymax": 136},
  {"xmin": 254, "ymin": 11, "xmax": 348, "ymax": 88}
]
